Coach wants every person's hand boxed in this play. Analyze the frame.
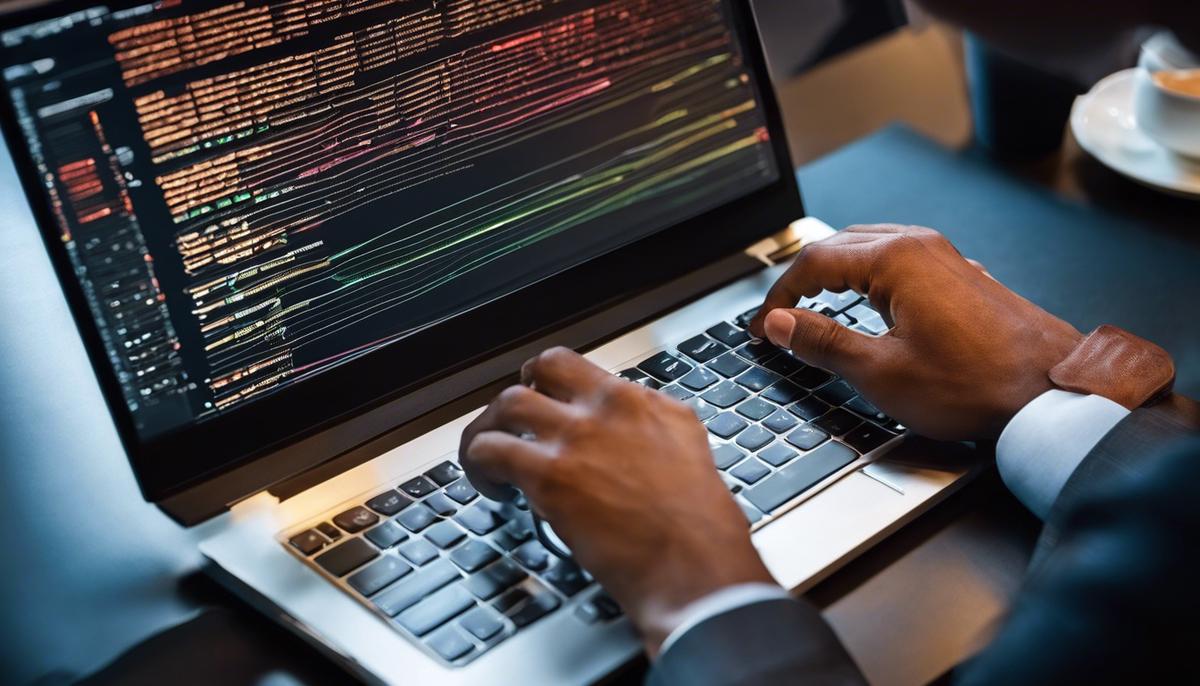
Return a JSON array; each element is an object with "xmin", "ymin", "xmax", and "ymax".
[
  {"xmin": 458, "ymin": 347, "xmax": 774, "ymax": 655},
  {"xmin": 749, "ymin": 224, "xmax": 1082, "ymax": 441}
]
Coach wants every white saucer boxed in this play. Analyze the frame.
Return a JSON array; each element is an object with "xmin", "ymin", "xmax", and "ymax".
[{"xmin": 1070, "ymin": 68, "xmax": 1200, "ymax": 198}]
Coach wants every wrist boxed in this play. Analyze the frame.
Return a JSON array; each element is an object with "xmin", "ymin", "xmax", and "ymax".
[{"xmin": 624, "ymin": 537, "xmax": 775, "ymax": 656}]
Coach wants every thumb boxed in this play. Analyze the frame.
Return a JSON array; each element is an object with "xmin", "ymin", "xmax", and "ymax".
[{"xmin": 763, "ymin": 308, "xmax": 877, "ymax": 372}]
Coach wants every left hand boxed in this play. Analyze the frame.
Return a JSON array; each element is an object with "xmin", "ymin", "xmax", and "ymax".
[{"xmin": 459, "ymin": 347, "xmax": 776, "ymax": 655}]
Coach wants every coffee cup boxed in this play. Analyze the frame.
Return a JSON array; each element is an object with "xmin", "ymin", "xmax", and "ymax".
[{"xmin": 1134, "ymin": 33, "xmax": 1200, "ymax": 158}]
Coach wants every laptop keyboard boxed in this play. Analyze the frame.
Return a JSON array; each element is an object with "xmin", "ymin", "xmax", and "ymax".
[{"xmin": 280, "ymin": 290, "xmax": 903, "ymax": 667}]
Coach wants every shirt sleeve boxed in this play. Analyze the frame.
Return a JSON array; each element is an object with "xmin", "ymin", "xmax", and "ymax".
[
  {"xmin": 995, "ymin": 389, "xmax": 1129, "ymax": 520},
  {"xmin": 658, "ymin": 582, "xmax": 791, "ymax": 656}
]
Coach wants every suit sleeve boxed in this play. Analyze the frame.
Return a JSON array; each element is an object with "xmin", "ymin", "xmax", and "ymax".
[
  {"xmin": 953, "ymin": 434, "xmax": 1200, "ymax": 685},
  {"xmin": 647, "ymin": 597, "xmax": 867, "ymax": 686},
  {"xmin": 648, "ymin": 400, "xmax": 1200, "ymax": 686}
]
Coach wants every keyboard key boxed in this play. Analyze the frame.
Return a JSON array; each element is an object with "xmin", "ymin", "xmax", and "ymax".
[
  {"xmin": 706, "ymin": 352, "xmax": 751, "ymax": 378},
  {"xmin": 683, "ymin": 397, "xmax": 718, "ymax": 421},
  {"xmin": 288, "ymin": 529, "xmax": 327, "ymax": 556},
  {"xmin": 465, "ymin": 558, "xmax": 527, "ymax": 599},
  {"xmin": 735, "ymin": 397, "xmax": 775, "ymax": 421},
  {"xmin": 813, "ymin": 408, "xmax": 863, "ymax": 436},
  {"xmin": 449, "ymin": 540, "xmax": 501, "ymax": 573},
  {"xmin": 789, "ymin": 395, "xmax": 831, "ymax": 420},
  {"xmin": 617, "ymin": 368, "xmax": 662, "ymax": 390},
  {"xmin": 763, "ymin": 353, "xmax": 806, "ymax": 377},
  {"xmin": 444, "ymin": 479, "xmax": 479, "ymax": 504},
  {"xmin": 735, "ymin": 425, "xmax": 774, "ymax": 451},
  {"xmin": 710, "ymin": 443, "xmax": 745, "ymax": 470},
  {"xmin": 739, "ymin": 500, "xmax": 764, "ymax": 524},
  {"xmin": 365, "ymin": 520, "xmax": 409, "ymax": 549},
  {"xmin": 678, "ymin": 334, "xmax": 729, "ymax": 363},
  {"xmin": 492, "ymin": 588, "xmax": 529, "ymax": 614},
  {"xmin": 425, "ymin": 461, "xmax": 464, "ymax": 487},
  {"xmin": 455, "ymin": 504, "xmax": 504, "ymax": 535},
  {"xmin": 426, "ymin": 625, "xmax": 475, "ymax": 661},
  {"xmin": 543, "ymin": 559, "xmax": 591, "ymax": 597},
  {"xmin": 847, "ymin": 304, "xmax": 888, "ymax": 335},
  {"xmin": 400, "ymin": 476, "xmax": 439, "ymax": 499},
  {"xmin": 843, "ymin": 422, "xmax": 896, "ymax": 454},
  {"xmin": 492, "ymin": 514, "xmax": 535, "ymax": 551},
  {"xmin": 701, "ymin": 381, "xmax": 749, "ymax": 408},
  {"xmin": 578, "ymin": 591, "xmax": 624, "ymax": 623},
  {"xmin": 459, "ymin": 606, "xmax": 506, "ymax": 641},
  {"xmin": 372, "ymin": 559, "xmax": 461, "ymax": 617},
  {"xmin": 814, "ymin": 380, "xmax": 857, "ymax": 406},
  {"xmin": 397, "ymin": 583, "xmax": 476, "ymax": 636},
  {"xmin": 348, "ymin": 555, "xmax": 412, "ymax": 596},
  {"xmin": 707, "ymin": 412, "xmax": 748, "ymax": 439},
  {"xmin": 786, "ymin": 424, "xmax": 830, "ymax": 451},
  {"xmin": 315, "ymin": 538, "xmax": 379, "ymax": 577},
  {"xmin": 744, "ymin": 441, "xmax": 858, "ymax": 513},
  {"xmin": 398, "ymin": 538, "xmax": 440, "ymax": 566},
  {"xmin": 735, "ymin": 366, "xmax": 781, "ymax": 392},
  {"xmin": 397, "ymin": 504, "xmax": 439, "ymax": 532},
  {"xmin": 734, "ymin": 340, "xmax": 781, "ymax": 364},
  {"xmin": 731, "ymin": 458, "xmax": 770, "ymax": 484},
  {"xmin": 792, "ymin": 366, "xmax": 834, "ymax": 390},
  {"xmin": 761, "ymin": 380, "xmax": 805, "ymax": 405},
  {"xmin": 706, "ymin": 321, "xmax": 750, "ymax": 348},
  {"xmin": 424, "ymin": 492, "xmax": 458, "ymax": 516},
  {"xmin": 679, "ymin": 366, "xmax": 720, "ymax": 391},
  {"xmin": 316, "ymin": 522, "xmax": 342, "ymax": 541},
  {"xmin": 504, "ymin": 587, "xmax": 562, "ymax": 628},
  {"xmin": 762, "ymin": 409, "xmax": 799, "ymax": 434},
  {"xmin": 333, "ymin": 506, "xmax": 379, "ymax": 534},
  {"xmin": 365, "ymin": 490, "xmax": 410, "ymax": 516},
  {"xmin": 758, "ymin": 442, "xmax": 798, "ymax": 467},
  {"xmin": 512, "ymin": 540, "xmax": 551, "ymax": 571},
  {"xmin": 846, "ymin": 395, "xmax": 891, "ymax": 423},
  {"xmin": 733, "ymin": 307, "xmax": 759, "ymax": 329},
  {"xmin": 637, "ymin": 351, "xmax": 693, "ymax": 382},
  {"xmin": 425, "ymin": 521, "xmax": 467, "ymax": 549},
  {"xmin": 660, "ymin": 384, "xmax": 694, "ymax": 401}
]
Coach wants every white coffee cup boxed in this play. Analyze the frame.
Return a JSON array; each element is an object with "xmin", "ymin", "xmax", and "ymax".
[{"xmin": 1134, "ymin": 33, "xmax": 1200, "ymax": 158}]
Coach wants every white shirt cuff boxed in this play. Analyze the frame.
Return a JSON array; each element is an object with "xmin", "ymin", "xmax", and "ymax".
[
  {"xmin": 658, "ymin": 582, "xmax": 790, "ymax": 655},
  {"xmin": 996, "ymin": 389, "xmax": 1129, "ymax": 519}
]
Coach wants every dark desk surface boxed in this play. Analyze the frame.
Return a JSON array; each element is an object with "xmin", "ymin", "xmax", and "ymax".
[{"xmin": 3, "ymin": 27, "xmax": 1198, "ymax": 686}]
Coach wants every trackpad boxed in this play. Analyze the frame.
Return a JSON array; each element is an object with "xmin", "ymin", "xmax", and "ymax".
[{"xmin": 752, "ymin": 461, "xmax": 965, "ymax": 592}]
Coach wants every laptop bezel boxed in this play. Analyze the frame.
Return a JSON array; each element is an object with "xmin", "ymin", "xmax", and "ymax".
[{"xmin": 0, "ymin": 0, "xmax": 804, "ymax": 512}]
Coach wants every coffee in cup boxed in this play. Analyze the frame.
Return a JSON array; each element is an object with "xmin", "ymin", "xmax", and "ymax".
[
  {"xmin": 1153, "ymin": 69, "xmax": 1200, "ymax": 98},
  {"xmin": 1134, "ymin": 36, "xmax": 1200, "ymax": 159}
]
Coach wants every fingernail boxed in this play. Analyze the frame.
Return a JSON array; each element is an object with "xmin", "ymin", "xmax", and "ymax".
[{"xmin": 764, "ymin": 309, "xmax": 796, "ymax": 346}]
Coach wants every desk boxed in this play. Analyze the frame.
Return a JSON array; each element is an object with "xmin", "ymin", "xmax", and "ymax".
[{"xmin": 2, "ymin": 26, "xmax": 1197, "ymax": 686}]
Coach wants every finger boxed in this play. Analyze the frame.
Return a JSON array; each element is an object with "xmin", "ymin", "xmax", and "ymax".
[
  {"xmin": 492, "ymin": 384, "xmax": 573, "ymax": 437},
  {"xmin": 460, "ymin": 430, "xmax": 548, "ymax": 501},
  {"xmin": 519, "ymin": 346, "xmax": 611, "ymax": 402},
  {"xmin": 749, "ymin": 236, "xmax": 881, "ymax": 337},
  {"xmin": 763, "ymin": 308, "xmax": 882, "ymax": 371}
]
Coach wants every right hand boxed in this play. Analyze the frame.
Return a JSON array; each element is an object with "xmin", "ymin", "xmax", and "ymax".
[{"xmin": 749, "ymin": 224, "xmax": 1082, "ymax": 441}]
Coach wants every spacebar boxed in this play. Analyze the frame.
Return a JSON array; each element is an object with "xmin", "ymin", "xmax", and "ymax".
[{"xmin": 744, "ymin": 441, "xmax": 857, "ymax": 513}]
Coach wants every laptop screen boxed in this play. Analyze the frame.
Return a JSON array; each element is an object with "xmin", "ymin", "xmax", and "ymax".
[{"xmin": 0, "ymin": 0, "xmax": 796, "ymax": 502}]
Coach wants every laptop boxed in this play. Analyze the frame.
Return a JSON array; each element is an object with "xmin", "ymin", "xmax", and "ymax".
[{"xmin": 0, "ymin": 0, "xmax": 978, "ymax": 682}]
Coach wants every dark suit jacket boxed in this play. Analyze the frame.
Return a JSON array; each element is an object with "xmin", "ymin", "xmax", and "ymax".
[{"xmin": 649, "ymin": 403, "xmax": 1200, "ymax": 685}]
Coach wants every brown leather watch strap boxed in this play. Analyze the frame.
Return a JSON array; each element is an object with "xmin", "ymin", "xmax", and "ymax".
[{"xmin": 1049, "ymin": 325, "xmax": 1175, "ymax": 410}]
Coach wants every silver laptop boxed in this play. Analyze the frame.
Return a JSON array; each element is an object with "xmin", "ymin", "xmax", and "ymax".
[{"xmin": 0, "ymin": 1, "xmax": 978, "ymax": 682}]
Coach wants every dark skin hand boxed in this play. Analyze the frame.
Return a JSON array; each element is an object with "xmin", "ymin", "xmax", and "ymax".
[
  {"xmin": 749, "ymin": 224, "xmax": 1083, "ymax": 440},
  {"xmin": 459, "ymin": 348, "xmax": 773, "ymax": 656},
  {"xmin": 460, "ymin": 225, "xmax": 1087, "ymax": 655}
]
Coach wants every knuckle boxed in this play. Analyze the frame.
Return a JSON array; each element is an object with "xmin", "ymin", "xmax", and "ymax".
[{"xmin": 497, "ymin": 384, "xmax": 532, "ymax": 407}]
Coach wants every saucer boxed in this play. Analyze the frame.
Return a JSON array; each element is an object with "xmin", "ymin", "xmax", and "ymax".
[{"xmin": 1070, "ymin": 68, "xmax": 1200, "ymax": 198}]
